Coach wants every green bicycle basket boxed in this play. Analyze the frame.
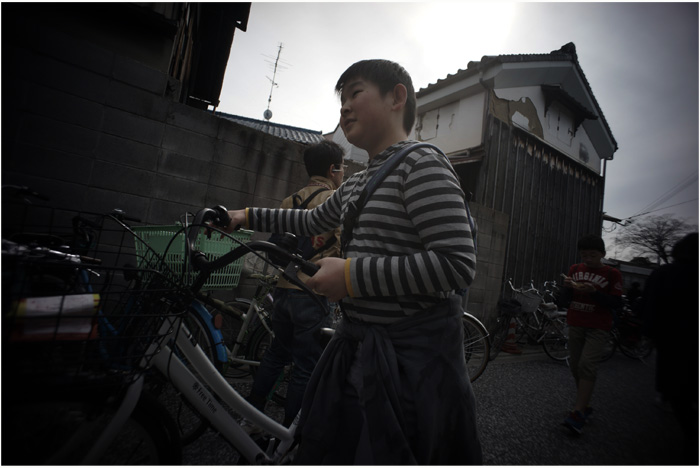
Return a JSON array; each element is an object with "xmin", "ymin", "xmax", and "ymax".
[{"xmin": 132, "ymin": 225, "xmax": 253, "ymax": 291}]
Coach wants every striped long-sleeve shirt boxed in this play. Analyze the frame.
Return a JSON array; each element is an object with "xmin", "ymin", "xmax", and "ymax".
[{"xmin": 249, "ymin": 140, "xmax": 477, "ymax": 324}]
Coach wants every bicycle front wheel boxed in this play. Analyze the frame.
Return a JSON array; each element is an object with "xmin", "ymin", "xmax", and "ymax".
[
  {"xmin": 541, "ymin": 317, "xmax": 569, "ymax": 361},
  {"xmin": 462, "ymin": 314, "xmax": 490, "ymax": 382},
  {"xmin": 149, "ymin": 308, "xmax": 219, "ymax": 445}
]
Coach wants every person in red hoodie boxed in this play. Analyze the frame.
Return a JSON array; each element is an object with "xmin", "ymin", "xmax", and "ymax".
[{"xmin": 560, "ymin": 234, "xmax": 623, "ymax": 434}]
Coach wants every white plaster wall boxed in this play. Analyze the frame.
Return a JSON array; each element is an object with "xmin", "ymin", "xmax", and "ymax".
[
  {"xmin": 495, "ymin": 86, "xmax": 602, "ymax": 174},
  {"xmin": 415, "ymin": 92, "xmax": 486, "ymax": 154},
  {"xmin": 328, "ymin": 125, "xmax": 369, "ymax": 165}
]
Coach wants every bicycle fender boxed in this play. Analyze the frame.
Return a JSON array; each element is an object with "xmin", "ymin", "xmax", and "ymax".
[
  {"xmin": 463, "ymin": 311, "xmax": 489, "ymax": 337},
  {"xmin": 190, "ymin": 300, "xmax": 228, "ymax": 364}
]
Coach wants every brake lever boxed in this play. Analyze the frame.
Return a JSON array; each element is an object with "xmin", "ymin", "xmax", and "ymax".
[{"xmin": 212, "ymin": 205, "xmax": 232, "ymax": 229}]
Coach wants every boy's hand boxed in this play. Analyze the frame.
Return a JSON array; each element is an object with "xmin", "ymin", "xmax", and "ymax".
[
  {"xmin": 562, "ymin": 274, "xmax": 595, "ymax": 293},
  {"xmin": 306, "ymin": 257, "xmax": 348, "ymax": 302},
  {"xmin": 562, "ymin": 274, "xmax": 575, "ymax": 288},
  {"xmin": 222, "ymin": 209, "xmax": 246, "ymax": 233},
  {"xmin": 574, "ymin": 282, "xmax": 596, "ymax": 293}
]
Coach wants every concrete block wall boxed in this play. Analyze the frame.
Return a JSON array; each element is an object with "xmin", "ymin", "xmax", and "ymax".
[
  {"xmin": 3, "ymin": 19, "xmax": 309, "ymax": 227},
  {"xmin": 2, "ymin": 14, "xmax": 311, "ymax": 301},
  {"xmin": 467, "ymin": 203, "xmax": 509, "ymax": 332}
]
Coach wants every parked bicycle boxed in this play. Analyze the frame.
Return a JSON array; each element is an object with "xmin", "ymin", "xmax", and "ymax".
[
  {"xmin": 600, "ymin": 301, "xmax": 653, "ymax": 362},
  {"xmin": 3, "ymin": 196, "xmax": 184, "ymax": 464},
  {"xmin": 490, "ymin": 279, "xmax": 569, "ymax": 362},
  {"xmin": 153, "ymin": 206, "xmax": 488, "ymax": 460}
]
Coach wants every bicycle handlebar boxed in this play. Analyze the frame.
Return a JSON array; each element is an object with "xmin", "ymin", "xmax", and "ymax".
[
  {"xmin": 2, "ymin": 239, "xmax": 102, "ymax": 265},
  {"xmin": 186, "ymin": 206, "xmax": 320, "ymax": 278}
]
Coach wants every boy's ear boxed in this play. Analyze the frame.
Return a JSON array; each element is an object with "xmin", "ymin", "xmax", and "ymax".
[{"xmin": 391, "ymin": 83, "xmax": 408, "ymax": 110}]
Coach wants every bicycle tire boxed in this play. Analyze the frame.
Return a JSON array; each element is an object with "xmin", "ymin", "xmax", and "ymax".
[
  {"xmin": 519, "ymin": 310, "xmax": 543, "ymax": 345},
  {"xmin": 247, "ymin": 321, "xmax": 290, "ymax": 406},
  {"xmin": 4, "ymin": 389, "xmax": 181, "ymax": 465},
  {"xmin": 541, "ymin": 316, "xmax": 569, "ymax": 361},
  {"xmin": 150, "ymin": 308, "xmax": 219, "ymax": 445},
  {"xmin": 462, "ymin": 315, "xmax": 490, "ymax": 382},
  {"xmin": 100, "ymin": 390, "xmax": 183, "ymax": 465},
  {"xmin": 488, "ymin": 315, "xmax": 510, "ymax": 361}
]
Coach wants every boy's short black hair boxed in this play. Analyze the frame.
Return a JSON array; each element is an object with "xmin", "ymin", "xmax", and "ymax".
[
  {"xmin": 303, "ymin": 140, "xmax": 344, "ymax": 177},
  {"xmin": 577, "ymin": 234, "xmax": 606, "ymax": 255},
  {"xmin": 335, "ymin": 59, "xmax": 416, "ymax": 135}
]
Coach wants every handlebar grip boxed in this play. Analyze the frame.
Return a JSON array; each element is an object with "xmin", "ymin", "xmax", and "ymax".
[
  {"xmin": 299, "ymin": 259, "xmax": 320, "ymax": 276},
  {"xmin": 212, "ymin": 205, "xmax": 232, "ymax": 229}
]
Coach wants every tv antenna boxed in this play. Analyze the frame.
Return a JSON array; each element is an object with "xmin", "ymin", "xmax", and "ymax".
[{"xmin": 263, "ymin": 43, "xmax": 289, "ymax": 121}]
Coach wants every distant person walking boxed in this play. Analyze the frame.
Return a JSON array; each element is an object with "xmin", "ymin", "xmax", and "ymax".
[
  {"xmin": 642, "ymin": 232, "xmax": 698, "ymax": 464},
  {"xmin": 560, "ymin": 234, "xmax": 623, "ymax": 434}
]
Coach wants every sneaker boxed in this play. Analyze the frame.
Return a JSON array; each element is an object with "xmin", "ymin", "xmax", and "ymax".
[{"xmin": 563, "ymin": 410, "xmax": 586, "ymax": 434}]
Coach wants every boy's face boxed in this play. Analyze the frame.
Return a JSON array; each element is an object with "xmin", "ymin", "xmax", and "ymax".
[
  {"xmin": 339, "ymin": 78, "xmax": 396, "ymax": 155},
  {"xmin": 579, "ymin": 249, "xmax": 605, "ymax": 268}
]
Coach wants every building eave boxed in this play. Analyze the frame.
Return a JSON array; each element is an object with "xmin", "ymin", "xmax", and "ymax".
[{"xmin": 417, "ymin": 43, "xmax": 618, "ymax": 156}]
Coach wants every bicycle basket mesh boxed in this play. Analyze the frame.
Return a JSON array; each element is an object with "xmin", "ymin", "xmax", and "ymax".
[
  {"xmin": 2, "ymin": 202, "xmax": 190, "ymax": 391},
  {"xmin": 511, "ymin": 290, "xmax": 542, "ymax": 314},
  {"xmin": 132, "ymin": 225, "xmax": 252, "ymax": 290}
]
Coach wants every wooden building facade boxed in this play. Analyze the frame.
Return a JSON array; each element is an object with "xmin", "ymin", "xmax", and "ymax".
[{"xmin": 414, "ymin": 43, "xmax": 618, "ymax": 323}]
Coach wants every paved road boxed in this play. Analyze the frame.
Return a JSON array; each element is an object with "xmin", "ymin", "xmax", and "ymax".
[
  {"xmin": 182, "ymin": 347, "xmax": 685, "ymax": 465},
  {"xmin": 473, "ymin": 349, "xmax": 684, "ymax": 465}
]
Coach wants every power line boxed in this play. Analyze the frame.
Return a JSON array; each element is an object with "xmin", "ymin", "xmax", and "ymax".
[
  {"xmin": 631, "ymin": 170, "xmax": 698, "ymax": 218},
  {"xmin": 628, "ymin": 197, "xmax": 699, "ymax": 220}
]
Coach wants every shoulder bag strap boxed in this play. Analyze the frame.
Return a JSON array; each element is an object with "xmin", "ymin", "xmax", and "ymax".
[
  {"xmin": 342, "ymin": 142, "xmax": 468, "ymax": 252},
  {"xmin": 294, "ymin": 187, "xmax": 329, "ymax": 209}
]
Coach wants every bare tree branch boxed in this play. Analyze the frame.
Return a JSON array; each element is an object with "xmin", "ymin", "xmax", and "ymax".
[{"xmin": 613, "ymin": 214, "xmax": 697, "ymax": 264}]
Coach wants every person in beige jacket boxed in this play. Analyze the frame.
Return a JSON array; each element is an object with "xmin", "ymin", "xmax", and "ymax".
[{"xmin": 247, "ymin": 140, "xmax": 344, "ymax": 428}]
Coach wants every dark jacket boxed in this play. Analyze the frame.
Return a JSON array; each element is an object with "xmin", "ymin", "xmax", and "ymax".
[{"xmin": 295, "ymin": 295, "xmax": 483, "ymax": 465}]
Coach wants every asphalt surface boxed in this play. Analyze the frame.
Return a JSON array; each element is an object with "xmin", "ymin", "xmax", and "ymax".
[{"xmin": 182, "ymin": 346, "xmax": 687, "ymax": 465}]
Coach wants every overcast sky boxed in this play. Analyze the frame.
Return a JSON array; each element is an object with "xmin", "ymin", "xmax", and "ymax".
[{"xmin": 218, "ymin": 2, "xmax": 699, "ymax": 259}]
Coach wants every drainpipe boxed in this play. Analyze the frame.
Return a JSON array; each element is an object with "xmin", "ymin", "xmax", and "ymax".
[{"xmin": 601, "ymin": 158, "xmax": 607, "ymax": 234}]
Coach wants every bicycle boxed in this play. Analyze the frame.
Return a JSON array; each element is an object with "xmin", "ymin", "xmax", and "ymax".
[
  {"xmin": 140, "ymin": 214, "xmax": 490, "ymax": 433},
  {"xmin": 490, "ymin": 279, "xmax": 569, "ymax": 362},
  {"xmin": 133, "ymin": 223, "xmax": 299, "ymax": 426},
  {"xmin": 2, "ymin": 198, "xmax": 185, "ymax": 464},
  {"xmin": 599, "ymin": 303, "xmax": 653, "ymax": 362},
  {"xmin": 145, "ymin": 206, "xmax": 489, "ymax": 462}
]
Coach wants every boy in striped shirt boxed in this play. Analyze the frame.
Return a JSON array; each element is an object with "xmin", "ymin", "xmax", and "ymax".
[{"xmin": 224, "ymin": 59, "xmax": 481, "ymax": 464}]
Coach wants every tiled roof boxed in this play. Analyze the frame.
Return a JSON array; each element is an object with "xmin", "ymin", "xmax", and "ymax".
[
  {"xmin": 216, "ymin": 112, "xmax": 325, "ymax": 145},
  {"xmin": 417, "ymin": 43, "xmax": 617, "ymax": 150}
]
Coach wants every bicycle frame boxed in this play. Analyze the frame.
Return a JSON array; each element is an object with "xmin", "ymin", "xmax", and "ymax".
[
  {"xmin": 193, "ymin": 277, "xmax": 276, "ymax": 370},
  {"xmin": 148, "ymin": 314, "xmax": 296, "ymax": 463}
]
